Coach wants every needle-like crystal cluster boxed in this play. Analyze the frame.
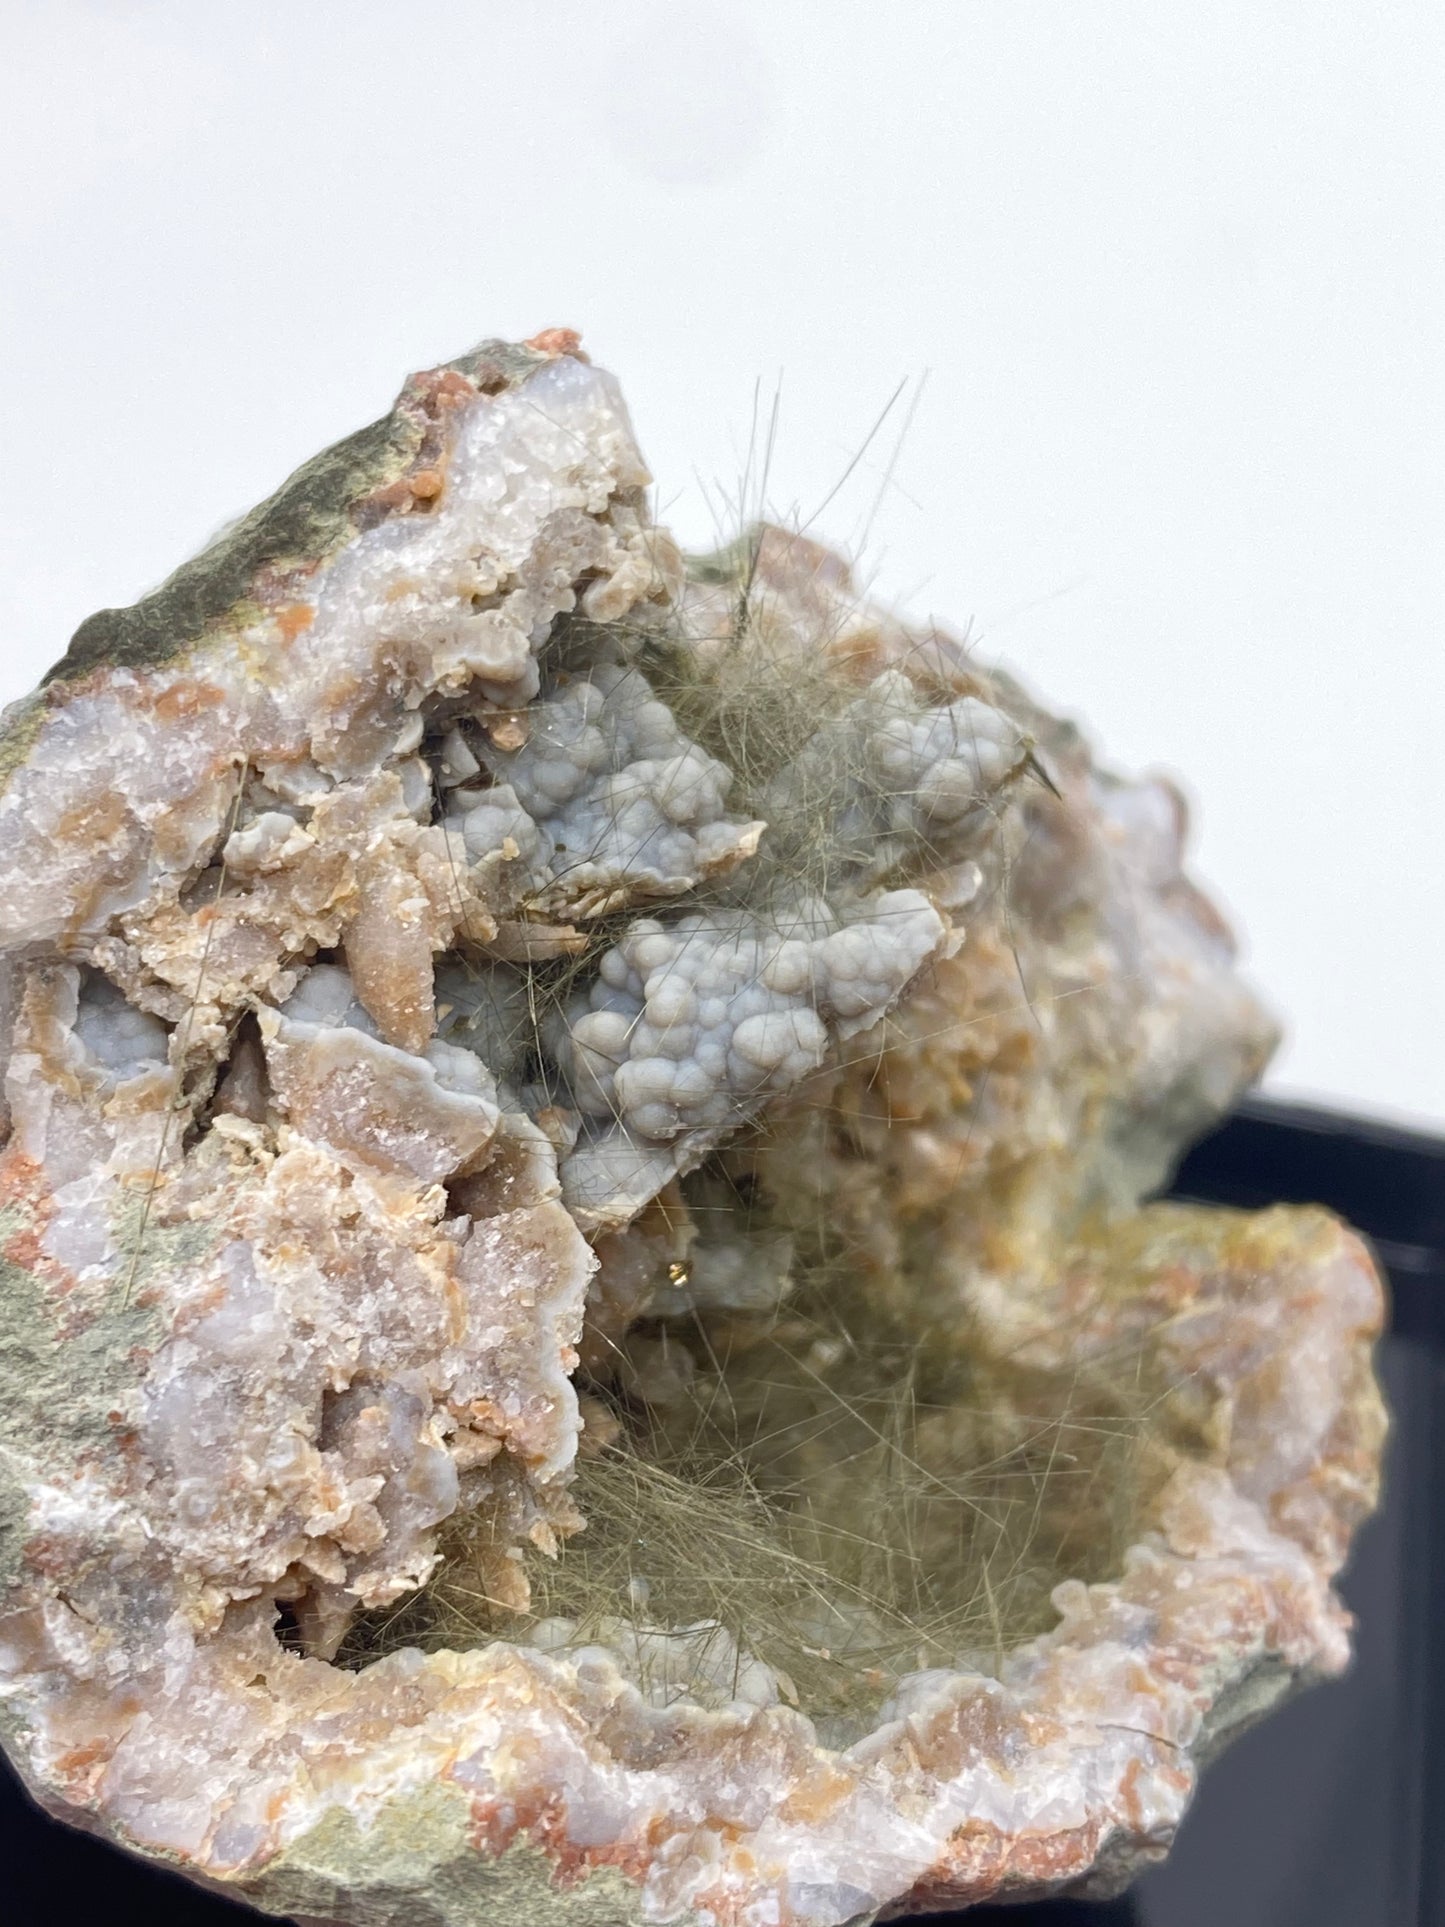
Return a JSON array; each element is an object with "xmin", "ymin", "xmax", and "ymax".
[{"xmin": 0, "ymin": 332, "xmax": 1385, "ymax": 1925}]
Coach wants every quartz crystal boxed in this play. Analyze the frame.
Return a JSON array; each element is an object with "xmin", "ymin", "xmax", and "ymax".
[{"xmin": 0, "ymin": 332, "xmax": 1386, "ymax": 1924}]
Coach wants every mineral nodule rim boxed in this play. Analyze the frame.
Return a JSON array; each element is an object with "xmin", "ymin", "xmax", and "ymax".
[{"xmin": 0, "ymin": 332, "xmax": 1386, "ymax": 1927}]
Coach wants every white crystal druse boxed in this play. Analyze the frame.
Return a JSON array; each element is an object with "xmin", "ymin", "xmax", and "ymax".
[{"xmin": 0, "ymin": 333, "xmax": 1385, "ymax": 1927}]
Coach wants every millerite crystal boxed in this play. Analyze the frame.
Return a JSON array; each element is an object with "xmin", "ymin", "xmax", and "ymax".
[{"xmin": 0, "ymin": 333, "xmax": 1385, "ymax": 1924}]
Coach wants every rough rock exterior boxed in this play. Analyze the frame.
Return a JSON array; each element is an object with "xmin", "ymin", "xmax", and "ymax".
[{"xmin": 0, "ymin": 333, "xmax": 1385, "ymax": 1924}]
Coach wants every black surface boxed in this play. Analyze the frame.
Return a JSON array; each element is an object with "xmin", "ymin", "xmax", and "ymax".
[{"xmin": 2, "ymin": 1096, "xmax": 1440, "ymax": 1926}]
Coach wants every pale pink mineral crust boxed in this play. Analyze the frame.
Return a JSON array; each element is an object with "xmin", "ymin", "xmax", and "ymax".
[{"xmin": 0, "ymin": 336, "xmax": 1385, "ymax": 1925}]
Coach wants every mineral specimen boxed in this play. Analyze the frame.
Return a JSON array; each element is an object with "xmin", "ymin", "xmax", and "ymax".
[{"xmin": 0, "ymin": 332, "xmax": 1386, "ymax": 1925}]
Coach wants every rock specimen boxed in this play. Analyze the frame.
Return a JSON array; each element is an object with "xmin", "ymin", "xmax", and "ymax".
[{"xmin": 0, "ymin": 333, "xmax": 1386, "ymax": 1925}]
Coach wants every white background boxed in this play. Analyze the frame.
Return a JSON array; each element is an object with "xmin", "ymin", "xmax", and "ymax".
[{"xmin": 2, "ymin": 1, "xmax": 1441, "ymax": 1128}]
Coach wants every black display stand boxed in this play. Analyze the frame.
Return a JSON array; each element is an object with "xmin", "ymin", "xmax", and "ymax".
[{"xmin": 4, "ymin": 1097, "xmax": 1441, "ymax": 1927}]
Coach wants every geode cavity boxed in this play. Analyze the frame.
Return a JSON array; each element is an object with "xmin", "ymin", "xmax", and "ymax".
[{"xmin": 0, "ymin": 332, "xmax": 1385, "ymax": 1925}]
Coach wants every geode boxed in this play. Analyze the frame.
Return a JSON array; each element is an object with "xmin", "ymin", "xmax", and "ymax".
[{"xmin": 0, "ymin": 332, "xmax": 1386, "ymax": 1925}]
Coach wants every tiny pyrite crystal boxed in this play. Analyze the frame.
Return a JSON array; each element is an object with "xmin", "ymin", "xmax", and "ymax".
[{"xmin": 0, "ymin": 332, "xmax": 1385, "ymax": 1924}]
